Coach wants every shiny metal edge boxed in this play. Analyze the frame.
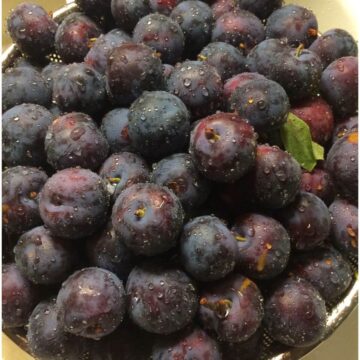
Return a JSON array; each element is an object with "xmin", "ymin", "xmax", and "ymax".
[{"xmin": 2, "ymin": 3, "xmax": 358, "ymax": 360}]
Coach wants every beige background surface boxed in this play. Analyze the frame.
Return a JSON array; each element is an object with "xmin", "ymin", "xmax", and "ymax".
[{"xmin": 2, "ymin": 0, "xmax": 358, "ymax": 359}]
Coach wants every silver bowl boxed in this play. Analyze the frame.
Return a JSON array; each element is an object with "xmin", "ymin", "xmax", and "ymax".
[{"xmin": 2, "ymin": 3, "xmax": 358, "ymax": 359}]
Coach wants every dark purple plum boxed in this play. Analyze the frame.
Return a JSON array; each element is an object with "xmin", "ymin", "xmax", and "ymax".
[
  {"xmin": 45, "ymin": 112, "xmax": 109, "ymax": 171},
  {"xmin": 55, "ymin": 12, "xmax": 103, "ymax": 63},
  {"xmin": 265, "ymin": 4, "xmax": 318, "ymax": 47},
  {"xmin": 252, "ymin": 144, "xmax": 302, "ymax": 209},
  {"xmin": 14, "ymin": 226, "xmax": 77, "ymax": 285},
  {"xmin": 112, "ymin": 183, "xmax": 184, "ymax": 256},
  {"xmin": 27, "ymin": 298, "xmax": 88, "ymax": 360},
  {"xmin": 309, "ymin": 28, "xmax": 358, "ymax": 69},
  {"xmin": 290, "ymin": 246, "xmax": 353, "ymax": 303},
  {"xmin": 277, "ymin": 192, "xmax": 331, "ymax": 251},
  {"xmin": 333, "ymin": 116, "xmax": 358, "ymax": 143},
  {"xmin": 211, "ymin": 9, "xmax": 265, "ymax": 54},
  {"xmin": 126, "ymin": 263, "xmax": 198, "ymax": 334},
  {"xmin": 99, "ymin": 152, "xmax": 150, "ymax": 200},
  {"xmin": 325, "ymin": 130, "xmax": 358, "ymax": 201},
  {"xmin": 223, "ymin": 72, "xmax": 266, "ymax": 101},
  {"xmin": 56, "ymin": 267, "xmax": 126, "ymax": 339},
  {"xmin": 220, "ymin": 327, "xmax": 263, "ymax": 360},
  {"xmin": 52, "ymin": 63, "xmax": 106, "ymax": 115},
  {"xmin": 111, "ymin": 0, "xmax": 150, "ymax": 33},
  {"xmin": 7, "ymin": 3, "xmax": 58, "ymax": 60},
  {"xmin": 291, "ymin": 97, "xmax": 334, "ymax": 145},
  {"xmin": 167, "ymin": 60, "xmax": 223, "ymax": 119},
  {"xmin": 189, "ymin": 112, "xmax": 257, "ymax": 183},
  {"xmin": 264, "ymin": 277, "xmax": 327, "ymax": 347},
  {"xmin": 152, "ymin": 327, "xmax": 221, "ymax": 360},
  {"xmin": 41, "ymin": 62, "xmax": 65, "ymax": 91},
  {"xmin": 198, "ymin": 41, "xmax": 246, "ymax": 81},
  {"xmin": 2, "ymin": 67, "xmax": 51, "ymax": 112},
  {"xmin": 128, "ymin": 91, "xmax": 190, "ymax": 160},
  {"xmin": 100, "ymin": 108, "xmax": 133, "ymax": 153},
  {"xmin": 180, "ymin": 215, "xmax": 237, "ymax": 281},
  {"xmin": 133, "ymin": 14, "xmax": 184, "ymax": 65},
  {"xmin": 170, "ymin": 0, "xmax": 213, "ymax": 58},
  {"xmin": 199, "ymin": 273, "xmax": 264, "ymax": 342},
  {"xmin": 2, "ymin": 103, "xmax": 54, "ymax": 167},
  {"xmin": 150, "ymin": 0, "xmax": 182, "ymax": 15},
  {"xmin": 300, "ymin": 168, "xmax": 335, "ymax": 205},
  {"xmin": 86, "ymin": 221, "xmax": 135, "ymax": 280},
  {"xmin": 106, "ymin": 43, "xmax": 164, "ymax": 106},
  {"xmin": 329, "ymin": 199, "xmax": 358, "ymax": 258},
  {"xmin": 247, "ymin": 39, "xmax": 323, "ymax": 102},
  {"xmin": 84, "ymin": 28, "xmax": 132, "ymax": 74},
  {"xmin": 320, "ymin": 56, "xmax": 358, "ymax": 118},
  {"xmin": 2, "ymin": 166, "xmax": 48, "ymax": 237},
  {"xmin": 231, "ymin": 213, "xmax": 291, "ymax": 279},
  {"xmin": 39, "ymin": 168, "xmax": 110, "ymax": 239},
  {"xmin": 151, "ymin": 153, "xmax": 211, "ymax": 211},
  {"xmin": 229, "ymin": 78, "xmax": 289, "ymax": 134},
  {"xmin": 2, "ymin": 263, "xmax": 39, "ymax": 328}
]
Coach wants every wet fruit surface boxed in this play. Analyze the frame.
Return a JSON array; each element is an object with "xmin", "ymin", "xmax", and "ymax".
[
  {"xmin": 329, "ymin": 198, "xmax": 358, "ymax": 258},
  {"xmin": 45, "ymin": 112, "xmax": 109, "ymax": 171},
  {"xmin": 99, "ymin": 152, "xmax": 150, "ymax": 200},
  {"xmin": 2, "ymin": 263, "xmax": 39, "ymax": 328},
  {"xmin": 170, "ymin": 0, "xmax": 213, "ymax": 58},
  {"xmin": 1, "ymin": 1, "xmax": 359, "ymax": 358},
  {"xmin": 86, "ymin": 221, "xmax": 135, "ymax": 280},
  {"xmin": 265, "ymin": 4, "xmax": 318, "ymax": 47},
  {"xmin": 252, "ymin": 145, "xmax": 302, "ymax": 209},
  {"xmin": 320, "ymin": 56, "xmax": 358, "ymax": 118},
  {"xmin": 2, "ymin": 67, "xmax": 51, "ymax": 112},
  {"xmin": 7, "ymin": 3, "xmax": 58, "ymax": 61},
  {"xmin": 151, "ymin": 153, "xmax": 211, "ymax": 211},
  {"xmin": 39, "ymin": 168, "xmax": 110, "ymax": 239},
  {"xmin": 126, "ymin": 263, "xmax": 198, "ymax": 334},
  {"xmin": 276, "ymin": 192, "xmax": 331, "ymax": 251},
  {"xmin": 100, "ymin": 108, "xmax": 134, "ymax": 153},
  {"xmin": 128, "ymin": 91, "xmax": 190, "ymax": 159},
  {"xmin": 27, "ymin": 298, "xmax": 90, "ymax": 360},
  {"xmin": 112, "ymin": 183, "xmax": 184, "ymax": 255},
  {"xmin": 2, "ymin": 104, "xmax": 54, "ymax": 168},
  {"xmin": 167, "ymin": 60, "xmax": 223, "ymax": 118},
  {"xmin": 152, "ymin": 327, "xmax": 222, "ymax": 360},
  {"xmin": 232, "ymin": 213, "xmax": 291, "ymax": 279},
  {"xmin": 300, "ymin": 168, "xmax": 335, "ymax": 205},
  {"xmin": 291, "ymin": 97, "xmax": 334, "ymax": 146},
  {"xmin": 14, "ymin": 225, "xmax": 77, "ymax": 285},
  {"xmin": 106, "ymin": 43, "xmax": 164, "ymax": 106},
  {"xmin": 55, "ymin": 12, "xmax": 103, "ymax": 63},
  {"xmin": 189, "ymin": 112, "xmax": 257, "ymax": 183},
  {"xmin": 289, "ymin": 246, "xmax": 353, "ymax": 303},
  {"xmin": 2, "ymin": 166, "xmax": 48, "ymax": 237},
  {"xmin": 180, "ymin": 215, "xmax": 237, "ymax": 281},
  {"xmin": 198, "ymin": 273, "xmax": 264, "ymax": 342},
  {"xmin": 56, "ymin": 267, "xmax": 126, "ymax": 339},
  {"xmin": 264, "ymin": 277, "xmax": 327, "ymax": 347},
  {"xmin": 326, "ymin": 130, "xmax": 358, "ymax": 201},
  {"xmin": 230, "ymin": 78, "xmax": 289, "ymax": 134},
  {"xmin": 52, "ymin": 63, "xmax": 107, "ymax": 115},
  {"xmin": 133, "ymin": 13, "xmax": 185, "ymax": 65}
]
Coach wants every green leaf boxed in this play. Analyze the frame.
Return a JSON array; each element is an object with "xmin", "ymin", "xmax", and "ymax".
[{"xmin": 280, "ymin": 113, "xmax": 324, "ymax": 171}]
